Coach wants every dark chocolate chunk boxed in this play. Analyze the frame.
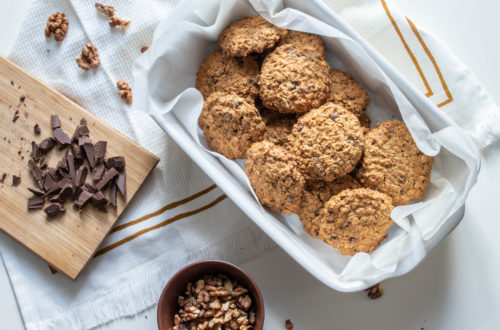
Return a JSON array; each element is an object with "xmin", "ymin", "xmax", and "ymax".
[
  {"xmin": 108, "ymin": 182, "xmax": 117, "ymax": 207},
  {"xmin": 84, "ymin": 183, "xmax": 97, "ymax": 194},
  {"xmin": 0, "ymin": 173, "xmax": 6, "ymax": 184},
  {"xmin": 72, "ymin": 185, "xmax": 82, "ymax": 201},
  {"xmin": 51, "ymin": 183, "xmax": 73, "ymax": 203},
  {"xmin": 28, "ymin": 159, "xmax": 44, "ymax": 189},
  {"xmin": 83, "ymin": 143, "xmax": 95, "ymax": 168},
  {"xmin": 92, "ymin": 163, "xmax": 105, "ymax": 182},
  {"xmin": 44, "ymin": 203, "xmax": 65, "ymax": 217},
  {"xmin": 20, "ymin": 96, "xmax": 26, "ymax": 102},
  {"xmin": 94, "ymin": 141, "xmax": 107, "ymax": 160},
  {"xmin": 91, "ymin": 191, "xmax": 107, "ymax": 208},
  {"xmin": 50, "ymin": 114, "xmax": 61, "ymax": 129},
  {"xmin": 78, "ymin": 135, "xmax": 92, "ymax": 146},
  {"xmin": 71, "ymin": 143, "xmax": 83, "ymax": 159},
  {"xmin": 74, "ymin": 190, "xmax": 93, "ymax": 210},
  {"xmin": 28, "ymin": 187, "xmax": 45, "ymax": 196},
  {"xmin": 71, "ymin": 124, "xmax": 89, "ymax": 142},
  {"xmin": 53, "ymin": 128, "xmax": 71, "ymax": 145},
  {"xmin": 115, "ymin": 169, "xmax": 126, "ymax": 197},
  {"xmin": 39, "ymin": 157, "xmax": 47, "ymax": 169},
  {"xmin": 39, "ymin": 137, "xmax": 56, "ymax": 153},
  {"xmin": 34, "ymin": 124, "xmax": 41, "ymax": 135},
  {"xmin": 31, "ymin": 141, "xmax": 41, "ymax": 162},
  {"xmin": 43, "ymin": 173, "xmax": 56, "ymax": 192},
  {"xmin": 95, "ymin": 168, "xmax": 118, "ymax": 191},
  {"xmin": 105, "ymin": 156, "xmax": 125, "ymax": 171},
  {"xmin": 56, "ymin": 150, "xmax": 69, "ymax": 172},
  {"xmin": 75, "ymin": 165, "xmax": 88, "ymax": 186},
  {"xmin": 12, "ymin": 175, "xmax": 21, "ymax": 187},
  {"xmin": 28, "ymin": 196, "xmax": 45, "ymax": 210},
  {"xmin": 80, "ymin": 118, "xmax": 87, "ymax": 125},
  {"xmin": 67, "ymin": 154, "xmax": 75, "ymax": 184}
]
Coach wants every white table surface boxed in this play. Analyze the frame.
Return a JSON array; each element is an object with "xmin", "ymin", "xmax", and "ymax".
[{"xmin": 1, "ymin": 1, "xmax": 499, "ymax": 329}]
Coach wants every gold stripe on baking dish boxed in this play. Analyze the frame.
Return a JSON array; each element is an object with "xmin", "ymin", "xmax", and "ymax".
[{"xmin": 381, "ymin": 0, "xmax": 453, "ymax": 107}]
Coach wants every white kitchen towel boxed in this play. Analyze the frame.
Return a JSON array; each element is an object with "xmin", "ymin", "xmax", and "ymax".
[{"xmin": 0, "ymin": 1, "xmax": 498, "ymax": 330}]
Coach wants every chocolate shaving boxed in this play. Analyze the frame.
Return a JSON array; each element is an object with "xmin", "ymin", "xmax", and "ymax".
[
  {"xmin": 28, "ymin": 187, "xmax": 45, "ymax": 196},
  {"xmin": 30, "ymin": 142, "xmax": 41, "ymax": 162},
  {"xmin": 12, "ymin": 175, "xmax": 21, "ymax": 187},
  {"xmin": 115, "ymin": 169, "xmax": 126, "ymax": 197},
  {"xmin": 34, "ymin": 124, "xmax": 41, "ymax": 135},
  {"xmin": 71, "ymin": 143, "xmax": 83, "ymax": 159},
  {"xmin": 67, "ymin": 154, "xmax": 76, "ymax": 184},
  {"xmin": 92, "ymin": 163, "xmax": 105, "ymax": 182},
  {"xmin": 105, "ymin": 156, "xmax": 125, "ymax": 171},
  {"xmin": 83, "ymin": 143, "xmax": 95, "ymax": 168},
  {"xmin": 44, "ymin": 203, "xmax": 65, "ymax": 217},
  {"xmin": 28, "ymin": 160, "xmax": 44, "ymax": 189},
  {"xmin": 28, "ymin": 196, "xmax": 45, "ymax": 210},
  {"xmin": 108, "ymin": 182, "xmax": 117, "ymax": 207},
  {"xmin": 74, "ymin": 190, "xmax": 93, "ymax": 210},
  {"xmin": 50, "ymin": 114, "xmax": 61, "ymax": 129},
  {"xmin": 75, "ymin": 165, "xmax": 88, "ymax": 186},
  {"xmin": 94, "ymin": 141, "xmax": 107, "ymax": 160},
  {"xmin": 38, "ymin": 137, "xmax": 56, "ymax": 153},
  {"xmin": 13, "ymin": 110, "xmax": 20, "ymax": 123},
  {"xmin": 53, "ymin": 127, "xmax": 71, "ymax": 145},
  {"xmin": 95, "ymin": 168, "xmax": 118, "ymax": 191},
  {"xmin": 91, "ymin": 191, "xmax": 107, "ymax": 208},
  {"xmin": 0, "ymin": 173, "xmax": 6, "ymax": 184}
]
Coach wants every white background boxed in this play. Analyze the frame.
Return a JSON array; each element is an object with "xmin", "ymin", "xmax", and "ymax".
[{"xmin": 1, "ymin": 0, "xmax": 499, "ymax": 329}]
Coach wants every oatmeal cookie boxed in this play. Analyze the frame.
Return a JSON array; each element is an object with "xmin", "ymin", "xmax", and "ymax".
[
  {"xmin": 328, "ymin": 69, "xmax": 370, "ymax": 118},
  {"xmin": 357, "ymin": 120, "xmax": 434, "ymax": 205},
  {"xmin": 318, "ymin": 188, "xmax": 393, "ymax": 255},
  {"xmin": 219, "ymin": 16, "xmax": 288, "ymax": 57},
  {"xmin": 299, "ymin": 176, "xmax": 361, "ymax": 237},
  {"xmin": 245, "ymin": 141, "xmax": 305, "ymax": 214},
  {"xmin": 196, "ymin": 50, "xmax": 260, "ymax": 102},
  {"xmin": 258, "ymin": 44, "xmax": 330, "ymax": 114},
  {"xmin": 262, "ymin": 117, "xmax": 296, "ymax": 146},
  {"xmin": 279, "ymin": 30, "xmax": 326, "ymax": 57},
  {"xmin": 287, "ymin": 103, "xmax": 364, "ymax": 181},
  {"xmin": 198, "ymin": 93, "xmax": 265, "ymax": 159}
]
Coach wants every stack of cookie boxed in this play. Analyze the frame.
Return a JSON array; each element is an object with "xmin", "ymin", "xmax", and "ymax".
[{"xmin": 196, "ymin": 16, "xmax": 434, "ymax": 256}]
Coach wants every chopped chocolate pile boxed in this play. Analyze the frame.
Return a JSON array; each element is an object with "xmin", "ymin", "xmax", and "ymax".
[{"xmin": 26, "ymin": 114, "xmax": 126, "ymax": 218}]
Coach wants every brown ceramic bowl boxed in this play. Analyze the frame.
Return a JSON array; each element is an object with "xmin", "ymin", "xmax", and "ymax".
[{"xmin": 157, "ymin": 260, "xmax": 265, "ymax": 330}]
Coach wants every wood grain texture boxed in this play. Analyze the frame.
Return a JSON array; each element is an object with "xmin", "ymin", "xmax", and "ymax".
[{"xmin": 0, "ymin": 55, "xmax": 159, "ymax": 279}]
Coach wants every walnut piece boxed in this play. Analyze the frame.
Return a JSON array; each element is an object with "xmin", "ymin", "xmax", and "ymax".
[
  {"xmin": 45, "ymin": 12, "xmax": 68, "ymax": 42},
  {"xmin": 117, "ymin": 80, "xmax": 132, "ymax": 105},
  {"xmin": 366, "ymin": 283, "xmax": 384, "ymax": 299},
  {"xmin": 95, "ymin": 2, "xmax": 130, "ymax": 31},
  {"xmin": 285, "ymin": 319, "xmax": 294, "ymax": 329},
  {"xmin": 173, "ymin": 274, "xmax": 256, "ymax": 330},
  {"xmin": 76, "ymin": 42, "xmax": 100, "ymax": 71},
  {"xmin": 140, "ymin": 46, "xmax": 149, "ymax": 53}
]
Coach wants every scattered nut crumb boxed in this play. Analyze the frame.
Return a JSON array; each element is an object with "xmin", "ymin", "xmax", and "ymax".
[
  {"xmin": 140, "ymin": 46, "xmax": 149, "ymax": 53},
  {"xmin": 117, "ymin": 80, "xmax": 132, "ymax": 105},
  {"xmin": 366, "ymin": 283, "xmax": 383, "ymax": 300},
  {"xmin": 95, "ymin": 2, "xmax": 130, "ymax": 31},
  {"xmin": 285, "ymin": 319, "xmax": 294, "ymax": 329},
  {"xmin": 45, "ymin": 12, "xmax": 69, "ymax": 41},
  {"xmin": 76, "ymin": 42, "xmax": 100, "ymax": 70}
]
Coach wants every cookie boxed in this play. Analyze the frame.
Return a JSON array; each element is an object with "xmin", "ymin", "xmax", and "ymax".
[
  {"xmin": 198, "ymin": 93, "xmax": 265, "ymax": 159},
  {"xmin": 328, "ymin": 69, "xmax": 370, "ymax": 118},
  {"xmin": 357, "ymin": 120, "xmax": 434, "ymax": 205},
  {"xmin": 219, "ymin": 16, "xmax": 288, "ymax": 57},
  {"xmin": 245, "ymin": 141, "xmax": 305, "ymax": 214},
  {"xmin": 196, "ymin": 50, "xmax": 260, "ymax": 102},
  {"xmin": 287, "ymin": 103, "xmax": 364, "ymax": 181},
  {"xmin": 318, "ymin": 188, "xmax": 393, "ymax": 255},
  {"xmin": 279, "ymin": 30, "xmax": 326, "ymax": 57},
  {"xmin": 258, "ymin": 44, "xmax": 330, "ymax": 114},
  {"xmin": 262, "ymin": 117, "xmax": 296, "ymax": 146},
  {"xmin": 299, "ymin": 176, "xmax": 361, "ymax": 237}
]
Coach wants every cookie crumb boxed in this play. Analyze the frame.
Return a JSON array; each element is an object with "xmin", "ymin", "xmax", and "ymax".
[
  {"xmin": 285, "ymin": 319, "xmax": 294, "ymax": 329},
  {"xmin": 76, "ymin": 42, "xmax": 100, "ymax": 70},
  {"xmin": 366, "ymin": 283, "xmax": 384, "ymax": 300},
  {"xmin": 140, "ymin": 46, "xmax": 149, "ymax": 53},
  {"xmin": 117, "ymin": 80, "xmax": 132, "ymax": 105},
  {"xmin": 45, "ymin": 12, "xmax": 68, "ymax": 41}
]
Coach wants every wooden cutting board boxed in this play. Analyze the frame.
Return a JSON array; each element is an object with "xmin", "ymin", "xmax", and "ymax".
[{"xmin": 0, "ymin": 55, "xmax": 159, "ymax": 279}]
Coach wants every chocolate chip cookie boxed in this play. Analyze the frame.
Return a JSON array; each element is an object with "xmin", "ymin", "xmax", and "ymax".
[
  {"xmin": 258, "ymin": 44, "xmax": 330, "ymax": 114},
  {"xmin": 245, "ymin": 141, "xmax": 305, "ymax": 214},
  {"xmin": 287, "ymin": 103, "xmax": 364, "ymax": 181},
  {"xmin": 328, "ymin": 69, "xmax": 370, "ymax": 119},
  {"xmin": 219, "ymin": 16, "xmax": 288, "ymax": 57},
  {"xmin": 198, "ymin": 93, "xmax": 265, "ymax": 159},
  {"xmin": 318, "ymin": 188, "xmax": 393, "ymax": 255},
  {"xmin": 299, "ymin": 176, "xmax": 361, "ymax": 237},
  {"xmin": 357, "ymin": 120, "xmax": 434, "ymax": 205},
  {"xmin": 279, "ymin": 30, "xmax": 326, "ymax": 57},
  {"xmin": 196, "ymin": 50, "xmax": 260, "ymax": 102}
]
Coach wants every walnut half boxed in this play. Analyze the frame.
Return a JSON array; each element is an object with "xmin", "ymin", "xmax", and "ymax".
[
  {"xmin": 45, "ymin": 12, "xmax": 68, "ymax": 42},
  {"xmin": 76, "ymin": 42, "xmax": 100, "ymax": 71},
  {"xmin": 117, "ymin": 80, "xmax": 132, "ymax": 105}
]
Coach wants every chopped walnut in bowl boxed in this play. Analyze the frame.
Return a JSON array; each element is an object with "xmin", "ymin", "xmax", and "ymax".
[
  {"xmin": 157, "ymin": 260, "xmax": 264, "ymax": 330},
  {"xmin": 45, "ymin": 12, "xmax": 68, "ymax": 41}
]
